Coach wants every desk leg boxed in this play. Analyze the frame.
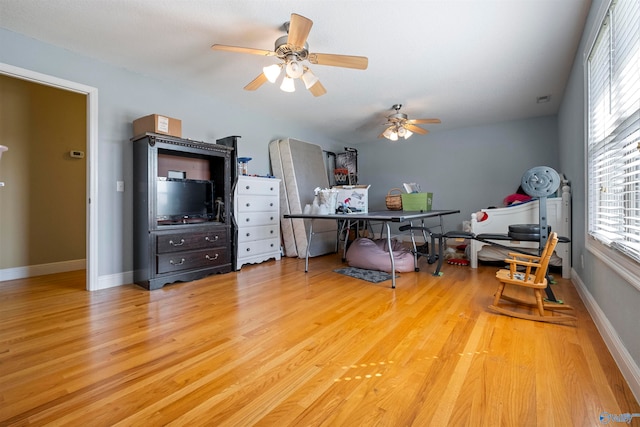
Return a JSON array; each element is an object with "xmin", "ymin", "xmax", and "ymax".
[
  {"xmin": 433, "ymin": 234, "xmax": 445, "ymax": 276},
  {"xmin": 343, "ymin": 220, "xmax": 351, "ymax": 261},
  {"xmin": 408, "ymin": 220, "xmax": 420, "ymax": 272},
  {"xmin": 304, "ymin": 220, "xmax": 314, "ymax": 273},
  {"xmin": 384, "ymin": 222, "xmax": 397, "ymax": 288},
  {"xmin": 431, "ymin": 216, "xmax": 447, "ymax": 276}
]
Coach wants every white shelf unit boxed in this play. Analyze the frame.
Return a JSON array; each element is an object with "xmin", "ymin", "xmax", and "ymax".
[{"xmin": 234, "ymin": 175, "xmax": 281, "ymax": 270}]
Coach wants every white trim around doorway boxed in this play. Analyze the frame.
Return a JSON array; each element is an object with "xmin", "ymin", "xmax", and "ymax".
[{"xmin": 0, "ymin": 62, "xmax": 98, "ymax": 291}]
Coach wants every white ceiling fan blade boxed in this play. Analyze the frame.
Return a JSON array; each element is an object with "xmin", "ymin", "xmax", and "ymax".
[{"xmin": 211, "ymin": 44, "xmax": 275, "ymax": 57}]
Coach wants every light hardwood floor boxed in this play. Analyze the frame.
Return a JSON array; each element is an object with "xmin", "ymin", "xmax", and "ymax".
[{"xmin": 1, "ymin": 255, "xmax": 638, "ymax": 426}]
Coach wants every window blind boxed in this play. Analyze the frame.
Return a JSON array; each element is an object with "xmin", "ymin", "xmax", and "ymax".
[{"xmin": 587, "ymin": 0, "xmax": 640, "ymax": 262}]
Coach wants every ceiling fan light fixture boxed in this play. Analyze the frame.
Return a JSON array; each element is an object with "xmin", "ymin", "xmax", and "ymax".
[
  {"xmin": 403, "ymin": 129, "xmax": 413, "ymax": 139},
  {"xmin": 301, "ymin": 68, "xmax": 319, "ymax": 89},
  {"xmin": 397, "ymin": 126, "xmax": 406, "ymax": 137},
  {"xmin": 263, "ymin": 64, "xmax": 282, "ymax": 83},
  {"xmin": 383, "ymin": 127, "xmax": 399, "ymax": 141},
  {"xmin": 285, "ymin": 59, "xmax": 304, "ymax": 79},
  {"xmin": 280, "ymin": 76, "xmax": 296, "ymax": 92}
]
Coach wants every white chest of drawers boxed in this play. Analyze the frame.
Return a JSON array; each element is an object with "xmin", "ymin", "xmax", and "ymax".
[{"xmin": 234, "ymin": 175, "xmax": 281, "ymax": 270}]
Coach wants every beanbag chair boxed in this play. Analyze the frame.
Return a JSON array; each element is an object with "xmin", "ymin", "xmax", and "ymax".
[{"xmin": 345, "ymin": 238, "xmax": 415, "ymax": 273}]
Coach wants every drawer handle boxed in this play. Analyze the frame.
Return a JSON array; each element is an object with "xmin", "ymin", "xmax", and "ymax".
[
  {"xmin": 269, "ymin": 202, "xmax": 274, "ymax": 207},
  {"xmin": 205, "ymin": 235, "xmax": 219, "ymax": 242},
  {"xmin": 270, "ymin": 216, "xmax": 274, "ymax": 220},
  {"xmin": 270, "ymin": 230, "xmax": 274, "ymax": 234},
  {"xmin": 169, "ymin": 239, "xmax": 185, "ymax": 246},
  {"xmin": 270, "ymin": 187, "xmax": 274, "ymax": 191},
  {"xmin": 246, "ymin": 218, "xmax": 250, "ymax": 222},
  {"xmin": 245, "ymin": 232, "xmax": 251, "ymax": 237},
  {"xmin": 170, "ymin": 258, "xmax": 185, "ymax": 266},
  {"xmin": 245, "ymin": 185, "xmax": 250, "ymax": 190},
  {"xmin": 245, "ymin": 203, "xmax": 250, "ymax": 207},
  {"xmin": 246, "ymin": 248, "xmax": 251, "ymax": 252},
  {"xmin": 206, "ymin": 254, "xmax": 219, "ymax": 261}
]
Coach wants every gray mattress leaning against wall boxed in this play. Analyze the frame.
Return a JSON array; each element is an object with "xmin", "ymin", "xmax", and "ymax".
[{"xmin": 269, "ymin": 138, "xmax": 337, "ymax": 258}]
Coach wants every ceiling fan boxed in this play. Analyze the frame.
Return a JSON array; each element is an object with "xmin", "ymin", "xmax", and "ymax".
[
  {"xmin": 379, "ymin": 104, "xmax": 441, "ymax": 141},
  {"xmin": 211, "ymin": 13, "xmax": 368, "ymax": 97}
]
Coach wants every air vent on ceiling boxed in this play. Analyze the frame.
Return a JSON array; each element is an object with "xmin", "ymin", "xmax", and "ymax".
[{"xmin": 536, "ymin": 95, "xmax": 551, "ymax": 103}]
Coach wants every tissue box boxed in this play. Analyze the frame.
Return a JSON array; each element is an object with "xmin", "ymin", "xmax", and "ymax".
[
  {"xmin": 333, "ymin": 185, "xmax": 370, "ymax": 213},
  {"xmin": 133, "ymin": 114, "xmax": 182, "ymax": 138},
  {"xmin": 401, "ymin": 192, "xmax": 433, "ymax": 211}
]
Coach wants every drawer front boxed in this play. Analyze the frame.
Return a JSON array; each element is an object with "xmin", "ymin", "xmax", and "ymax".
[
  {"xmin": 237, "ymin": 237, "xmax": 280, "ymax": 257},
  {"xmin": 237, "ymin": 225, "xmax": 279, "ymax": 243},
  {"xmin": 236, "ymin": 211, "xmax": 279, "ymax": 227},
  {"xmin": 157, "ymin": 248, "xmax": 229, "ymax": 274},
  {"xmin": 157, "ymin": 228, "xmax": 228, "ymax": 253},
  {"xmin": 236, "ymin": 195, "xmax": 278, "ymax": 213},
  {"xmin": 237, "ymin": 178, "xmax": 279, "ymax": 196}
]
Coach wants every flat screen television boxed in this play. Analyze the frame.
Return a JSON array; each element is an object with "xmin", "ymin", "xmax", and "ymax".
[{"xmin": 156, "ymin": 178, "xmax": 215, "ymax": 223}]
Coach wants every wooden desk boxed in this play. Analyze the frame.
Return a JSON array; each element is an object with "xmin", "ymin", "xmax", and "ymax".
[{"xmin": 284, "ymin": 210, "xmax": 460, "ymax": 288}]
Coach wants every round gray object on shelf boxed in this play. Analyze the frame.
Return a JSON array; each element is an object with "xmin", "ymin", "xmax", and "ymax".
[{"xmin": 521, "ymin": 166, "xmax": 560, "ymax": 197}]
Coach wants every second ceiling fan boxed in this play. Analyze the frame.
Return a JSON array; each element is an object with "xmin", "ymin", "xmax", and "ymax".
[
  {"xmin": 211, "ymin": 13, "xmax": 368, "ymax": 96},
  {"xmin": 380, "ymin": 104, "xmax": 441, "ymax": 141}
]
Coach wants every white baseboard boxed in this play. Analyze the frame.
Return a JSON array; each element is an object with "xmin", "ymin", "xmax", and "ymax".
[
  {"xmin": 0, "ymin": 259, "xmax": 86, "ymax": 281},
  {"xmin": 0, "ymin": 261, "xmax": 133, "ymax": 291},
  {"xmin": 96, "ymin": 270, "xmax": 134, "ymax": 290},
  {"xmin": 572, "ymin": 269, "xmax": 640, "ymax": 403}
]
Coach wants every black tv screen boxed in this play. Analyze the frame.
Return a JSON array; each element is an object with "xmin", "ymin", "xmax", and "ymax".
[{"xmin": 156, "ymin": 178, "xmax": 214, "ymax": 221}]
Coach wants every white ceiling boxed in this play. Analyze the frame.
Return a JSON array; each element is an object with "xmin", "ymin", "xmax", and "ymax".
[{"xmin": 0, "ymin": 0, "xmax": 591, "ymax": 145}]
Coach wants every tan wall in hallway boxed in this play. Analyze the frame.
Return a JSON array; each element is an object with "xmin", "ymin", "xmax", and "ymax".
[{"xmin": 0, "ymin": 75, "xmax": 86, "ymax": 269}]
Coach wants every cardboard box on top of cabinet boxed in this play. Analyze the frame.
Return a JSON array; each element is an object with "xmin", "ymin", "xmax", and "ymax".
[{"xmin": 133, "ymin": 114, "xmax": 182, "ymax": 138}]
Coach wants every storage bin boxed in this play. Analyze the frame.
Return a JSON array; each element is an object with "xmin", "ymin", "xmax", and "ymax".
[{"xmin": 401, "ymin": 192, "xmax": 433, "ymax": 211}]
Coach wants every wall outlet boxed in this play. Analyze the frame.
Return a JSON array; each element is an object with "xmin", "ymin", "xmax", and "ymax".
[{"xmin": 116, "ymin": 181, "xmax": 124, "ymax": 192}]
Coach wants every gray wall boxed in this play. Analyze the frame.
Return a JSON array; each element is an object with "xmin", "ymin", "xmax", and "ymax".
[
  {"xmin": 358, "ymin": 115, "xmax": 559, "ymax": 234},
  {"xmin": 0, "ymin": 28, "xmax": 344, "ymax": 278},
  {"xmin": 558, "ymin": 0, "xmax": 640, "ymax": 384}
]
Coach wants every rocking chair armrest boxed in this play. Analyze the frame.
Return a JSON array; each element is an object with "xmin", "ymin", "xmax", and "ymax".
[
  {"xmin": 506, "ymin": 252, "xmax": 541, "ymax": 262},
  {"xmin": 504, "ymin": 258, "xmax": 541, "ymax": 268}
]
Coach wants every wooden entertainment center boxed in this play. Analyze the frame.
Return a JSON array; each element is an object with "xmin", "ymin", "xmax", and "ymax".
[{"xmin": 132, "ymin": 133, "xmax": 234, "ymax": 290}]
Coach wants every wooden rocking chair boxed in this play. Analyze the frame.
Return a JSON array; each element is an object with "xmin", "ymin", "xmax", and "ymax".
[{"xmin": 488, "ymin": 231, "xmax": 575, "ymax": 323}]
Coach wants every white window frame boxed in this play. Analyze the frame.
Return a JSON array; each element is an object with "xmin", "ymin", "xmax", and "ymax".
[{"xmin": 584, "ymin": 0, "xmax": 640, "ymax": 291}]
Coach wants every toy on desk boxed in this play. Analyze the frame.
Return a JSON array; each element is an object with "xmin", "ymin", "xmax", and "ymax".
[{"xmin": 336, "ymin": 203, "xmax": 353, "ymax": 214}]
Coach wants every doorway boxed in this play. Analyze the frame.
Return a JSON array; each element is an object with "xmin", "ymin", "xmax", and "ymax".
[{"xmin": 0, "ymin": 62, "xmax": 98, "ymax": 291}]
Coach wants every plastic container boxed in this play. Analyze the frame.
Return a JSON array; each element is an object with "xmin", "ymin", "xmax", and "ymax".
[{"xmin": 237, "ymin": 157, "xmax": 252, "ymax": 176}]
